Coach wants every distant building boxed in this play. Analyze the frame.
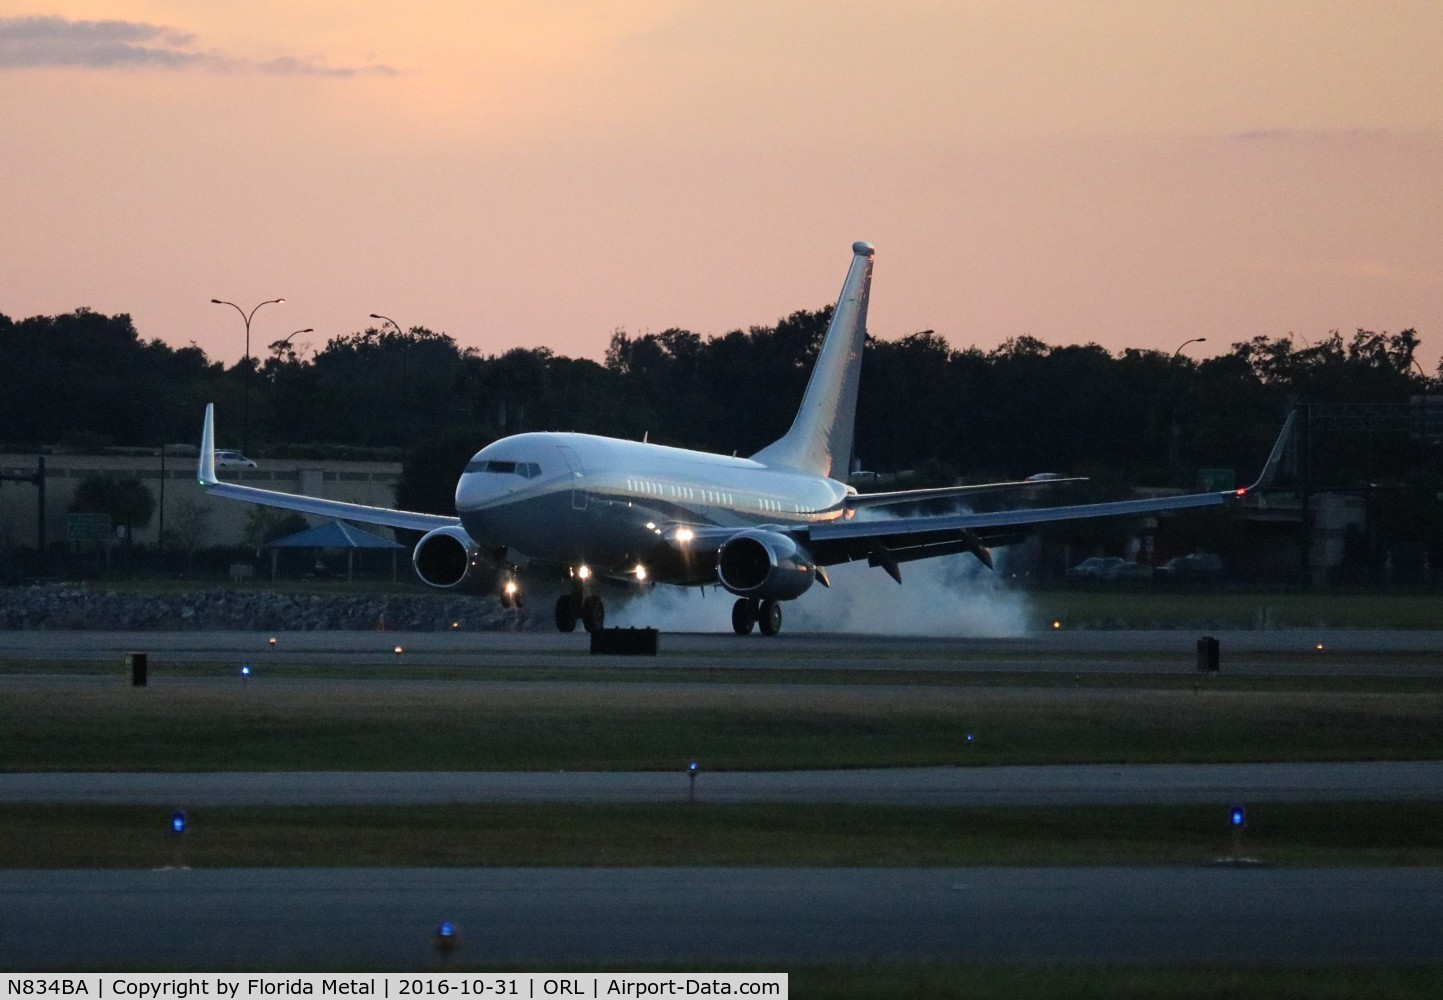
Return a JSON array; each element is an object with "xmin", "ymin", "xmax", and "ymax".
[{"xmin": 0, "ymin": 452, "xmax": 404, "ymax": 550}]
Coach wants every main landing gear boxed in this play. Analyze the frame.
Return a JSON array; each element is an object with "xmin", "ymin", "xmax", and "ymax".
[
  {"xmin": 555, "ymin": 591, "xmax": 605, "ymax": 633},
  {"xmin": 732, "ymin": 597, "xmax": 783, "ymax": 637}
]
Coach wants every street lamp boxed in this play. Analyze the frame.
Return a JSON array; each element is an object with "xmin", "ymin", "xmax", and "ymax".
[
  {"xmin": 269, "ymin": 328, "xmax": 314, "ymax": 359},
  {"xmin": 1171, "ymin": 337, "xmax": 1207, "ymax": 363},
  {"xmin": 1168, "ymin": 338, "xmax": 1207, "ymax": 479},
  {"xmin": 370, "ymin": 313, "xmax": 411, "ymax": 448},
  {"xmin": 211, "ymin": 297, "xmax": 285, "ymax": 454}
]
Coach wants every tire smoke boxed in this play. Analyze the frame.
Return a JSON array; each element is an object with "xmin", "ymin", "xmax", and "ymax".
[{"xmin": 606, "ymin": 548, "xmax": 1029, "ymax": 637}]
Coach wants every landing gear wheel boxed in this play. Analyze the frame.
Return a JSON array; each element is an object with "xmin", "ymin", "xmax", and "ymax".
[
  {"xmin": 731, "ymin": 598, "xmax": 756, "ymax": 636},
  {"xmin": 581, "ymin": 594, "xmax": 606, "ymax": 633},
  {"xmin": 554, "ymin": 593, "xmax": 580, "ymax": 632},
  {"xmin": 758, "ymin": 599, "xmax": 783, "ymax": 637}
]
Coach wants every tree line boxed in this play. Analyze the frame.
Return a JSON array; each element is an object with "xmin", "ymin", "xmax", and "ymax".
[{"xmin": 1, "ymin": 305, "xmax": 1437, "ymax": 510}]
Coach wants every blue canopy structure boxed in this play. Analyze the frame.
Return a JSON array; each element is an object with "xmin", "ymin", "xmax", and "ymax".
[
  {"xmin": 263, "ymin": 520, "xmax": 404, "ymax": 581},
  {"xmin": 265, "ymin": 521, "xmax": 404, "ymax": 551}
]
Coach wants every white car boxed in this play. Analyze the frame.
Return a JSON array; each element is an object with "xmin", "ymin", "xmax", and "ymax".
[
  {"xmin": 1066, "ymin": 556, "xmax": 1152, "ymax": 581},
  {"xmin": 213, "ymin": 449, "xmax": 257, "ymax": 468}
]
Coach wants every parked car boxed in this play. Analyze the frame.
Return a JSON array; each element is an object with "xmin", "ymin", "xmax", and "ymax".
[
  {"xmin": 213, "ymin": 449, "xmax": 257, "ymax": 468},
  {"xmin": 1067, "ymin": 556, "xmax": 1123, "ymax": 579},
  {"xmin": 1067, "ymin": 556, "xmax": 1153, "ymax": 582},
  {"xmin": 1066, "ymin": 556, "xmax": 1147, "ymax": 581},
  {"xmin": 1156, "ymin": 553, "xmax": 1224, "ymax": 580},
  {"xmin": 1112, "ymin": 560, "xmax": 1155, "ymax": 581}
]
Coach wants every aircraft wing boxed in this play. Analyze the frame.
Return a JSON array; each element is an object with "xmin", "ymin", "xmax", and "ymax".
[
  {"xmin": 803, "ymin": 490, "xmax": 1232, "ymax": 577},
  {"xmin": 197, "ymin": 404, "xmax": 460, "ymax": 533},
  {"xmin": 671, "ymin": 411, "xmax": 1295, "ymax": 582},
  {"xmin": 801, "ymin": 410, "xmax": 1295, "ymax": 579}
]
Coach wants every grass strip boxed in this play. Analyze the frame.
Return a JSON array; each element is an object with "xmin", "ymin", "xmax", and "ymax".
[
  {"xmin": 4, "ymin": 802, "xmax": 1443, "ymax": 868},
  {"xmin": 4, "ymin": 680, "xmax": 1442, "ymax": 771}
]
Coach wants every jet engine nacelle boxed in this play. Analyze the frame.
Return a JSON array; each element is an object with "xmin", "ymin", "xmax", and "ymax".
[
  {"xmin": 715, "ymin": 529, "xmax": 817, "ymax": 601},
  {"xmin": 412, "ymin": 525, "xmax": 492, "ymax": 590}
]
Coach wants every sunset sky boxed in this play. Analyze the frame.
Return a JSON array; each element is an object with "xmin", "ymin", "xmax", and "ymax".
[{"xmin": 3, "ymin": 1, "xmax": 1440, "ymax": 372}]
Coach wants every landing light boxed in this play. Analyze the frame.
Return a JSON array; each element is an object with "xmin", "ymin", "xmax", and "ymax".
[
  {"xmin": 634, "ymin": 564, "xmax": 648, "ymax": 581},
  {"xmin": 675, "ymin": 528, "xmax": 695, "ymax": 543},
  {"xmin": 503, "ymin": 580, "xmax": 519, "ymax": 597},
  {"xmin": 577, "ymin": 565, "xmax": 592, "ymax": 581}
]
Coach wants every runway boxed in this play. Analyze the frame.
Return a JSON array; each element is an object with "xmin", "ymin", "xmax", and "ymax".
[{"xmin": 2, "ymin": 866, "xmax": 1441, "ymax": 969}]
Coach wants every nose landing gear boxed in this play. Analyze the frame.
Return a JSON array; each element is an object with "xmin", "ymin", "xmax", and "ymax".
[
  {"xmin": 499, "ymin": 577, "xmax": 522, "ymax": 610},
  {"xmin": 555, "ymin": 591, "xmax": 606, "ymax": 632}
]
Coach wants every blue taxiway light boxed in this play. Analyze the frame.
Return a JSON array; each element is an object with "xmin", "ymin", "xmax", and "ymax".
[{"xmin": 170, "ymin": 811, "xmax": 187, "ymax": 835}]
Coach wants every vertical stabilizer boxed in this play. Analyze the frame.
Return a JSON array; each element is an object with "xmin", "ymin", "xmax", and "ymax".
[{"xmin": 751, "ymin": 241, "xmax": 874, "ymax": 477}]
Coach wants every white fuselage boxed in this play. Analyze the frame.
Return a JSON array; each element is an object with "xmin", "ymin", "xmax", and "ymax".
[{"xmin": 456, "ymin": 432, "xmax": 853, "ymax": 584}]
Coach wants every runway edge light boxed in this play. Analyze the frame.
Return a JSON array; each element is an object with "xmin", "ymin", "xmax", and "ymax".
[{"xmin": 435, "ymin": 920, "xmax": 460, "ymax": 953}]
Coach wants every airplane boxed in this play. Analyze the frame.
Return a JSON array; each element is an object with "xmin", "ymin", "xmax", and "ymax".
[{"xmin": 199, "ymin": 240, "xmax": 1291, "ymax": 636}]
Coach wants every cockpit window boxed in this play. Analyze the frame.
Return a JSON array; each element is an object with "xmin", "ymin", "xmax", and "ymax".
[{"xmin": 465, "ymin": 459, "xmax": 542, "ymax": 478}]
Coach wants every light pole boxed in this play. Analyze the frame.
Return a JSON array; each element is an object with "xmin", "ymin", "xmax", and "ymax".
[
  {"xmin": 266, "ymin": 328, "xmax": 313, "ymax": 435},
  {"xmin": 128, "ymin": 398, "xmax": 170, "ymax": 559},
  {"xmin": 370, "ymin": 313, "xmax": 410, "ymax": 448},
  {"xmin": 370, "ymin": 313, "xmax": 402, "ymax": 336},
  {"xmin": 1168, "ymin": 337, "xmax": 1207, "ymax": 479},
  {"xmin": 269, "ymin": 328, "xmax": 314, "ymax": 360},
  {"xmin": 1170, "ymin": 337, "xmax": 1207, "ymax": 364},
  {"xmin": 211, "ymin": 297, "xmax": 285, "ymax": 455}
]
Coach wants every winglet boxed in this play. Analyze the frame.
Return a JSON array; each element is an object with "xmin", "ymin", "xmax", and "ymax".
[
  {"xmin": 198, "ymin": 404, "xmax": 218, "ymax": 486},
  {"xmin": 1235, "ymin": 410, "xmax": 1296, "ymax": 496}
]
